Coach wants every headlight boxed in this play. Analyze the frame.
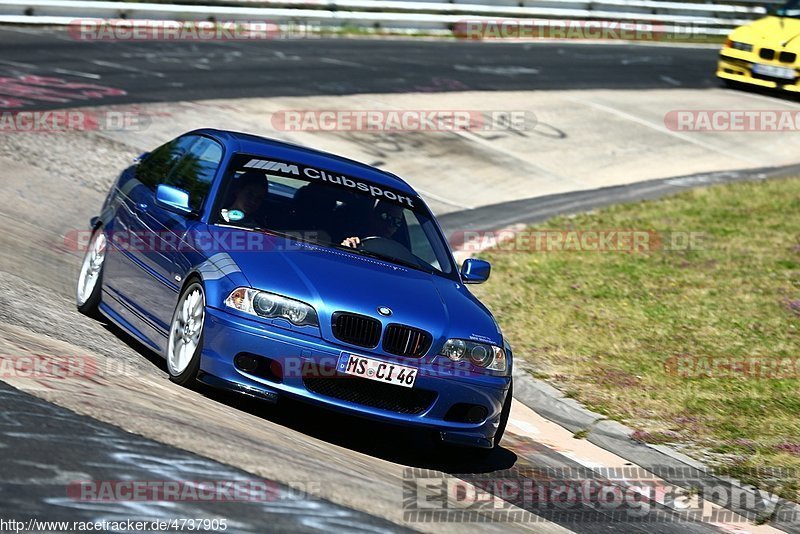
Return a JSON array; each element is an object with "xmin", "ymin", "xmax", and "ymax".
[
  {"xmin": 725, "ymin": 39, "xmax": 753, "ymax": 53},
  {"xmin": 440, "ymin": 338, "xmax": 507, "ymax": 372},
  {"xmin": 225, "ymin": 288, "xmax": 318, "ymax": 327}
]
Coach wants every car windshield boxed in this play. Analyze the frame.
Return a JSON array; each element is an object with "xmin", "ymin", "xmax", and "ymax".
[
  {"xmin": 212, "ymin": 153, "xmax": 457, "ymax": 277},
  {"xmin": 777, "ymin": 0, "xmax": 800, "ymax": 17}
]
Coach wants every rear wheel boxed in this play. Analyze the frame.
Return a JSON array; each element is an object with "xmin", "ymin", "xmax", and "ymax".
[
  {"xmin": 76, "ymin": 229, "xmax": 106, "ymax": 317},
  {"xmin": 167, "ymin": 281, "xmax": 205, "ymax": 387}
]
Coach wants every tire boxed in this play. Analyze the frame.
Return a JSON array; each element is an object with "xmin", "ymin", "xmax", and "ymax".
[
  {"xmin": 492, "ymin": 380, "xmax": 513, "ymax": 448},
  {"xmin": 76, "ymin": 228, "xmax": 106, "ymax": 317},
  {"xmin": 166, "ymin": 281, "xmax": 205, "ymax": 387},
  {"xmin": 722, "ymin": 79, "xmax": 742, "ymax": 91},
  {"xmin": 439, "ymin": 380, "xmax": 513, "ymax": 460}
]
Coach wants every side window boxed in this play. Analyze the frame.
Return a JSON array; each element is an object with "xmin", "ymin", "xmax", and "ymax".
[
  {"xmin": 164, "ymin": 137, "xmax": 224, "ymax": 211},
  {"xmin": 136, "ymin": 135, "xmax": 198, "ymax": 190}
]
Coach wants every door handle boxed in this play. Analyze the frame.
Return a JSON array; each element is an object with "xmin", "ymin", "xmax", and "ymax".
[{"xmin": 137, "ymin": 203, "xmax": 149, "ymax": 211}]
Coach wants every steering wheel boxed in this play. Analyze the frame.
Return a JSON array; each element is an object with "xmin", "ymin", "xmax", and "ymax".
[{"xmin": 358, "ymin": 237, "xmax": 420, "ymax": 266}]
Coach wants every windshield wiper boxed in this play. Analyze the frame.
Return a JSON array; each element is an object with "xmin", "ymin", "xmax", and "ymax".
[{"xmin": 215, "ymin": 223, "xmax": 265, "ymax": 233}]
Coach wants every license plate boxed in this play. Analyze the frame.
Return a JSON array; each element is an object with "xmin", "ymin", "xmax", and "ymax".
[
  {"xmin": 752, "ymin": 63, "xmax": 796, "ymax": 80},
  {"xmin": 336, "ymin": 352, "xmax": 418, "ymax": 388}
]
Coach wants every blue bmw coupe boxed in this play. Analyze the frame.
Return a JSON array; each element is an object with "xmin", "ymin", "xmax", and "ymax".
[{"xmin": 76, "ymin": 129, "xmax": 513, "ymax": 450}]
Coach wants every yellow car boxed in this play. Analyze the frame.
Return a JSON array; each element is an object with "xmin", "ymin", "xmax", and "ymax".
[{"xmin": 717, "ymin": 0, "xmax": 800, "ymax": 92}]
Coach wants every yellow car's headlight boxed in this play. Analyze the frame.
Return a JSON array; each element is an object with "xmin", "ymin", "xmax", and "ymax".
[{"xmin": 725, "ymin": 39, "xmax": 753, "ymax": 53}]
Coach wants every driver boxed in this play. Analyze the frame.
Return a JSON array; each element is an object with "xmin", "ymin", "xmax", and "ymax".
[{"xmin": 341, "ymin": 200, "xmax": 403, "ymax": 248}]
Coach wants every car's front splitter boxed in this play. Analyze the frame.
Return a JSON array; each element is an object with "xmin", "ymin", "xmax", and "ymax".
[
  {"xmin": 717, "ymin": 56, "xmax": 800, "ymax": 92},
  {"xmin": 198, "ymin": 306, "xmax": 510, "ymax": 448}
]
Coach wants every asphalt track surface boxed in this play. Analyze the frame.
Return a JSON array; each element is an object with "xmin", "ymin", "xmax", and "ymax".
[
  {"xmin": 0, "ymin": 26, "xmax": 721, "ymax": 111},
  {"xmin": 0, "ymin": 381, "xmax": 408, "ymax": 533},
  {"xmin": 0, "ymin": 26, "xmax": 767, "ymax": 533}
]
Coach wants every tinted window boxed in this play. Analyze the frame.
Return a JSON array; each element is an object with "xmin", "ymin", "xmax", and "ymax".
[
  {"xmin": 778, "ymin": 0, "xmax": 800, "ymax": 16},
  {"xmin": 136, "ymin": 135, "xmax": 197, "ymax": 190},
  {"xmin": 165, "ymin": 137, "xmax": 223, "ymax": 211}
]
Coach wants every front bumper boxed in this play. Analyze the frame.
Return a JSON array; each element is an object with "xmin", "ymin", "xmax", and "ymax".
[
  {"xmin": 717, "ymin": 52, "xmax": 800, "ymax": 92},
  {"xmin": 200, "ymin": 307, "xmax": 511, "ymax": 448}
]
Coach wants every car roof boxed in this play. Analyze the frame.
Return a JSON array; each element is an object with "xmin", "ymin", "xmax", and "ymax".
[{"xmin": 191, "ymin": 128, "xmax": 417, "ymax": 196}]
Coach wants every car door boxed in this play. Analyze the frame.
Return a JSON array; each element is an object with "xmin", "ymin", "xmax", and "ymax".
[
  {"xmin": 144, "ymin": 136, "xmax": 224, "ymax": 333},
  {"xmin": 103, "ymin": 135, "xmax": 222, "ymax": 348}
]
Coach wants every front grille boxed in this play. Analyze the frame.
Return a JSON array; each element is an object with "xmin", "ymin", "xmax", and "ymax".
[
  {"xmin": 760, "ymin": 48, "xmax": 775, "ymax": 60},
  {"xmin": 383, "ymin": 324, "xmax": 432, "ymax": 357},
  {"xmin": 780, "ymin": 51, "xmax": 798, "ymax": 64},
  {"xmin": 303, "ymin": 371, "xmax": 437, "ymax": 414},
  {"xmin": 331, "ymin": 312, "xmax": 381, "ymax": 348}
]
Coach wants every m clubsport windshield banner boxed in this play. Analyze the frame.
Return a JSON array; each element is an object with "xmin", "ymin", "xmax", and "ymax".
[{"xmin": 240, "ymin": 156, "xmax": 419, "ymax": 209}]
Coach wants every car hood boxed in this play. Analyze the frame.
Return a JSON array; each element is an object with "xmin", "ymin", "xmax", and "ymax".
[
  {"xmin": 732, "ymin": 16, "xmax": 800, "ymax": 50},
  {"xmin": 208, "ymin": 228, "xmax": 502, "ymax": 349}
]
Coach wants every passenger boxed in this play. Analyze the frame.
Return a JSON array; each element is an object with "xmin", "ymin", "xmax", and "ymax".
[
  {"xmin": 341, "ymin": 200, "xmax": 404, "ymax": 248},
  {"xmin": 221, "ymin": 171, "xmax": 268, "ymax": 224}
]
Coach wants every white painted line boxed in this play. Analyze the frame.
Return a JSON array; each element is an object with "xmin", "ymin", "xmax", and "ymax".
[
  {"xmin": 621, "ymin": 55, "xmax": 653, "ymax": 65},
  {"xmin": 92, "ymin": 60, "xmax": 165, "ymax": 78},
  {"xmin": 0, "ymin": 59, "xmax": 36, "ymax": 69},
  {"xmin": 660, "ymin": 75, "xmax": 682, "ymax": 86},
  {"xmin": 454, "ymin": 64, "xmax": 540, "ymax": 76},
  {"xmin": 319, "ymin": 57, "xmax": 366, "ymax": 68},
  {"xmin": 570, "ymin": 98, "xmax": 762, "ymax": 165},
  {"xmin": 53, "ymin": 67, "xmax": 102, "ymax": 80}
]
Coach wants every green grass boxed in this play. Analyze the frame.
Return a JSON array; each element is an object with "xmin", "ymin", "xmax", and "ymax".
[{"xmin": 473, "ymin": 177, "xmax": 800, "ymax": 500}]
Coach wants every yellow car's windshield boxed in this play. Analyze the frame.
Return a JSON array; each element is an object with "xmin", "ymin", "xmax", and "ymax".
[{"xmin": 776, "ymin": 0, "xmax": 800, "ymax": 18}]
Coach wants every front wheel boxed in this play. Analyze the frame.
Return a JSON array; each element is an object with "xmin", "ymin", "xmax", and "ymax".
[
  {"xmin": 167, "ymin": 281, "xmax": 205, "ymax": 386},
  {"xmin": 76, "ymin": 229, "xmax": 106, "ymax": 316},
  {"xmin": 492, "ymin": 380, "xmax": 513, "ymax": 448},
  {"xmin": 438, "ymin": 381, "xmax": 513, "ymax": 460}
]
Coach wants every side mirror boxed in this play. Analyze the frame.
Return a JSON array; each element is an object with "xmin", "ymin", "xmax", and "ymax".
[
  {"xmin": 461, "ymin": 258, "xmax": 491, "ymax": 284},
  {"xmin": 155, "ymin": 184, "xmax": 193, "ymax": 215}
]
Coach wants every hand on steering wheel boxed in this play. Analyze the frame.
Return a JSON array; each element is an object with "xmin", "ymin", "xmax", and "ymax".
[{"xmin": 341, "ymin": 236, "xmax": 361, "ymax": 248}]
